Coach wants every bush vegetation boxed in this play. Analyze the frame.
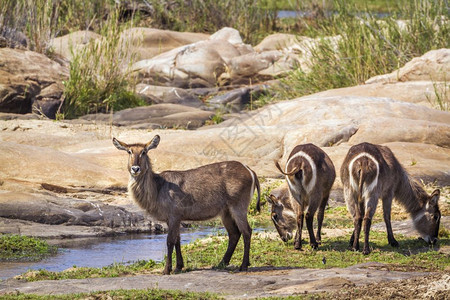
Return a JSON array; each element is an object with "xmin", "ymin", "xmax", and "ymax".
[
  {"xmin": 256, "ymin": 0, "xmax": 450, "ymax": 106},
  {"xmin": 1, "ymin": 0, "xmax": 447, "ymax": 115},
  {"xmin": 0, "ymin": 234, "xmax": 57, "ymax": 261}
]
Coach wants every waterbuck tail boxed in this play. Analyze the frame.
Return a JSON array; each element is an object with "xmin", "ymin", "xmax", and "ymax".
[
  {"xmin": 358, "ymin": 167, "xmax": 365, "ymax": 204},
  {"xmin": 254, "ymin": 170, "xmax": 261, "ymax": 213},
  {"xmin": 275, "ymin": 161, "xmax": 300, "ymax": 176}
]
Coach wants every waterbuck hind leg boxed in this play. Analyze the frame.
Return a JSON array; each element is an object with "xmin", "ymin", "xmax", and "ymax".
[
  {"xmin": 294, "ymin": 212, "xmax": 304, "ymax": 250},
  {"xmin": 362, "ymin": 196, "xmax": 379, "ymax": 255},
  {"xmin": 306, "ymin": 195, "xmax": 321, "ymax": 249},
  {"xmin": 316, "ymin": 195, "xmax": 329, "ymax": 244},
  {"xmin": 382, "ymin": 194, "xmax": 399, "ymax": 247},
  {"xmin": 230, "ymin": 207, "xmax": 252, "ymax": 271},
  {"xmin": 362, "ymin": 216, "xmax": 372, "ymax": 255},
  {"xmin": 219, "ymin": 211, "xmax": 241, "ymax": 268},
  {"xmin": 352, "ymin": 201, "xmax": 365, "ymax": 252}
]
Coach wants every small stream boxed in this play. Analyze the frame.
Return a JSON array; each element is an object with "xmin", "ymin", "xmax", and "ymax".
[{"xmin": 0, "ymin": 227, "xmax": 225, "ymax": 280}]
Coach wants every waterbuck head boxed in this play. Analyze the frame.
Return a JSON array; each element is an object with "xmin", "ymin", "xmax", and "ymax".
[
  {"xmin": 267, "ymin": 193, "xmax": 297, "ymax": 242},
  {"xmin": 414, "ymin": 189, "xmax": 441, "ymax": 245},
  {"xmin": 112, "ymin": 135, "xmax": 160, "ymax": 178}
]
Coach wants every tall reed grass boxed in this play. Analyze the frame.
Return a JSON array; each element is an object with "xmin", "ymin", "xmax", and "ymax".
[
  {"xmin": 60, "ymin": 5, "xmax": 144, "ymax": 119},
  {"xmin": 272, "ymin": 0, "xmax": 449, "ymax": 101}
]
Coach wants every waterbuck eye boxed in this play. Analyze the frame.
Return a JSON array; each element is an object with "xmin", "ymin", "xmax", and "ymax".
[
  {"xmin": 127, "ymin": 150, "xmax": 132, "ymax": 154},
  {"xmin": 433, "ymin": 214, "xmax": 440, "ymax": 221},
  {"xmin": 141, "ymin": 150, "xmax": 147, "ymax": 156}
]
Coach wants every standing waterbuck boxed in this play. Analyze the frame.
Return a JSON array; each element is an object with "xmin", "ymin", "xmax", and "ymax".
[
  {"xmin": 274, "ymin": 144, "xmax": 336, "ymax": 249},
  {"xmin": 341, "ymin": 142, "xmax": 441, "ymax": 255},
  {"xmin": 113, "ymin": 135, "xmax": 260, "ymax": 274}
]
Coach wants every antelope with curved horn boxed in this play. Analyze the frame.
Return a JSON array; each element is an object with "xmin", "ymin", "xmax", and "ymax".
[
  {"xmin": 273, "ymin": 144, "xmax": 336, "ymax": 249},
  {"xmin": 341, "ymin": 142, "xmax": 441, "ymax": 254},
  {"xmin": 113, "ymin": 135, "xmax": 260, "ymax": 274}
]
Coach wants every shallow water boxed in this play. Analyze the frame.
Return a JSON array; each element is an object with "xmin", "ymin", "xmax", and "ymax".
[{"xmin": 0, "ymin": 227, "xmax": 223, "ymax": 280}]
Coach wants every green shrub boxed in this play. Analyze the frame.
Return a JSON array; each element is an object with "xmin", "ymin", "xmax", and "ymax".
[
  {"xmin": 60, "ymin": 5, "xmax": 144, "ymax": 119},
  {"xmin": 0, "ymin": 234, "xmax": 57, "ymax": 261}
]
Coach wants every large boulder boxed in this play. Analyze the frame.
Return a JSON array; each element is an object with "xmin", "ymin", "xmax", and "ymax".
[
  {"xmin": 313, "ymin": 49, "xmax": 450, "ymax": 109},
  {"xmin": 366, "ymin": 48, "xmax": 450, "ymax": 84},
  {"xmin": 132, "ymin": 27, "xmax": 290, "ymax": 88},
  {"xmin": 79, "ymin": 103, "xmax": 214, "ymax": 129},
  {"xmin": 0, "ymin": 48, "xmax": 68, "ymax": 118},
  {"xmin": 49, "ymin": 30, "xmax": 101, "ymax": 62},
  {"xmin": 121, "ymin": 27, "xmax": 209, "ymax": 61},
  {"xmin": 0, "ymin": 140, "xmax": 126, "ymax": 188}
]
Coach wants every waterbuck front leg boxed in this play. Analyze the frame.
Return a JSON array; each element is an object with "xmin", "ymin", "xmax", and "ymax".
[
  {"xmin": 164, "ymin": 219, "xmax": 181, "ymax": 275},
  {"xmin": 382, "ymin": 193, "xmax": 399, "ymax": 247},
  {"xmin": 218, "ymin": 210, "xmax": 241, "ymax": 268}
]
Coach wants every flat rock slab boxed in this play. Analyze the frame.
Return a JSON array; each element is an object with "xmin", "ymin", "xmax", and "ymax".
[{"xmin": 0, "ymin": 264, "xmax": 438, "ymax": 298}]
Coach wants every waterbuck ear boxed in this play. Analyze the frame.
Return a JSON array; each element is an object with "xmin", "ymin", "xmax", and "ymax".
[
  {"xmin": 267, "ymin": 195, "xmax": 283, "ymax": 207},
  {"xmin": 145, "ymin": 135, "xmax": 160, "ymax": 151},
  {"xmin": 112, "ymin": 138, "xmax": 129, "ymax": 151},
  {"xmin": 266, "ymin": 194, "xmax": 276, "ymax": 205},
  {"xmin": 429, "ymin": 189, "xmax": 440, "ymax": 206}
]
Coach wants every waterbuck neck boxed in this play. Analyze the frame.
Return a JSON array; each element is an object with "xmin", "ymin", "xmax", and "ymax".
[
  {"xmin": 395, "ymin": 172, "xmax": 428, "ymax": 217},
  {"xmin": 128, "ymin": 165, "xmax": 159, "ymax": 214}
]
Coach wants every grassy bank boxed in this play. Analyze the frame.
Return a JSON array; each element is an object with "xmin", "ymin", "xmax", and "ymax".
[
  {"xmin": 0, "ymin": 289, "xmax": 219, "ymax": 300},
  {"xmin": 17, "ymin": 182, "xmax": 449, "ymax": 281},
  {"xmin": 0, "ymin": 235, "xmax": 57, "ymax": 261}
]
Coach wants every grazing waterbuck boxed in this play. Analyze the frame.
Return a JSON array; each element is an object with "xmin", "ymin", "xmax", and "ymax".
[
  {"xmin": 267, "ymin": 183, "xmax": 301, "ymax": 242},
  {"xmin": 274, "ymin": 144, "xmax": 336, "ymax": 250},
  {"xmin": 113, "ymin": 135, "xmax": 260, "ymax": 274},
  {"xmin": 341, "ymin": 142, "xmax": 441, "ymax": 255}
]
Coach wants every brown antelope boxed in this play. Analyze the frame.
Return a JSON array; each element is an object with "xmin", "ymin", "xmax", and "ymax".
[
  {"xmin": 274, "ymin": 144, "xmax": 336, "ymax": 249},
  {"xmin": 267, "ymin": 183, "xmax": 300, "ymax": 242},
  {"xmin": 113, "ymin": 135, "xmax": 260, "ymax": 274},
  {"xmin": 341, "ymin": 142, "xmax": 441, "ymax": 255}
]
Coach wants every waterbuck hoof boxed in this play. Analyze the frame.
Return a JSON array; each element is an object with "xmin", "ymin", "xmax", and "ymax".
[
  {"xmin": 163, "ymin": 269, "xmax": 171, "ymax": 275},
  {"xmin": 350, "ymin": 245, "xmax": 359, "ymax": 252},
  {"xmin": 174, "ymin": 268, "xmax": 183, "ymax": 274},
  {"xmin": 239, "ymin": 265, "xmax": 248, "ymax": 272},
  {"xmin": 215, "ymin": 261, "xmax": 227, "ymax": 269},
  {"xmin": 390, "ymin": 240, "xmax": 399, "ymax": 247},
  {"xmin": 362, "ymin": 248, "xmax": 371, "ymax": 255},
  {"xmin": 310, "ymin": 242, "xmax": 319, "ymax": 250}
]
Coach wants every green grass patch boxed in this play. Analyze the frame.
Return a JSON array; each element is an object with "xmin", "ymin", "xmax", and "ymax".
[
  {"xmin": 0, "ymin": 235, "xmax": 57, "ymax": 261},
  {"xmin": 22, "ymin": 259, "xmax": 158, "ymax": 282},
  {"xmin": 183, "ymin": 231, "xmax": 449, "ymax": 272},
  {"xmin": 0, "ymin": 288, "xmax": 219, "ymax": 300}
]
